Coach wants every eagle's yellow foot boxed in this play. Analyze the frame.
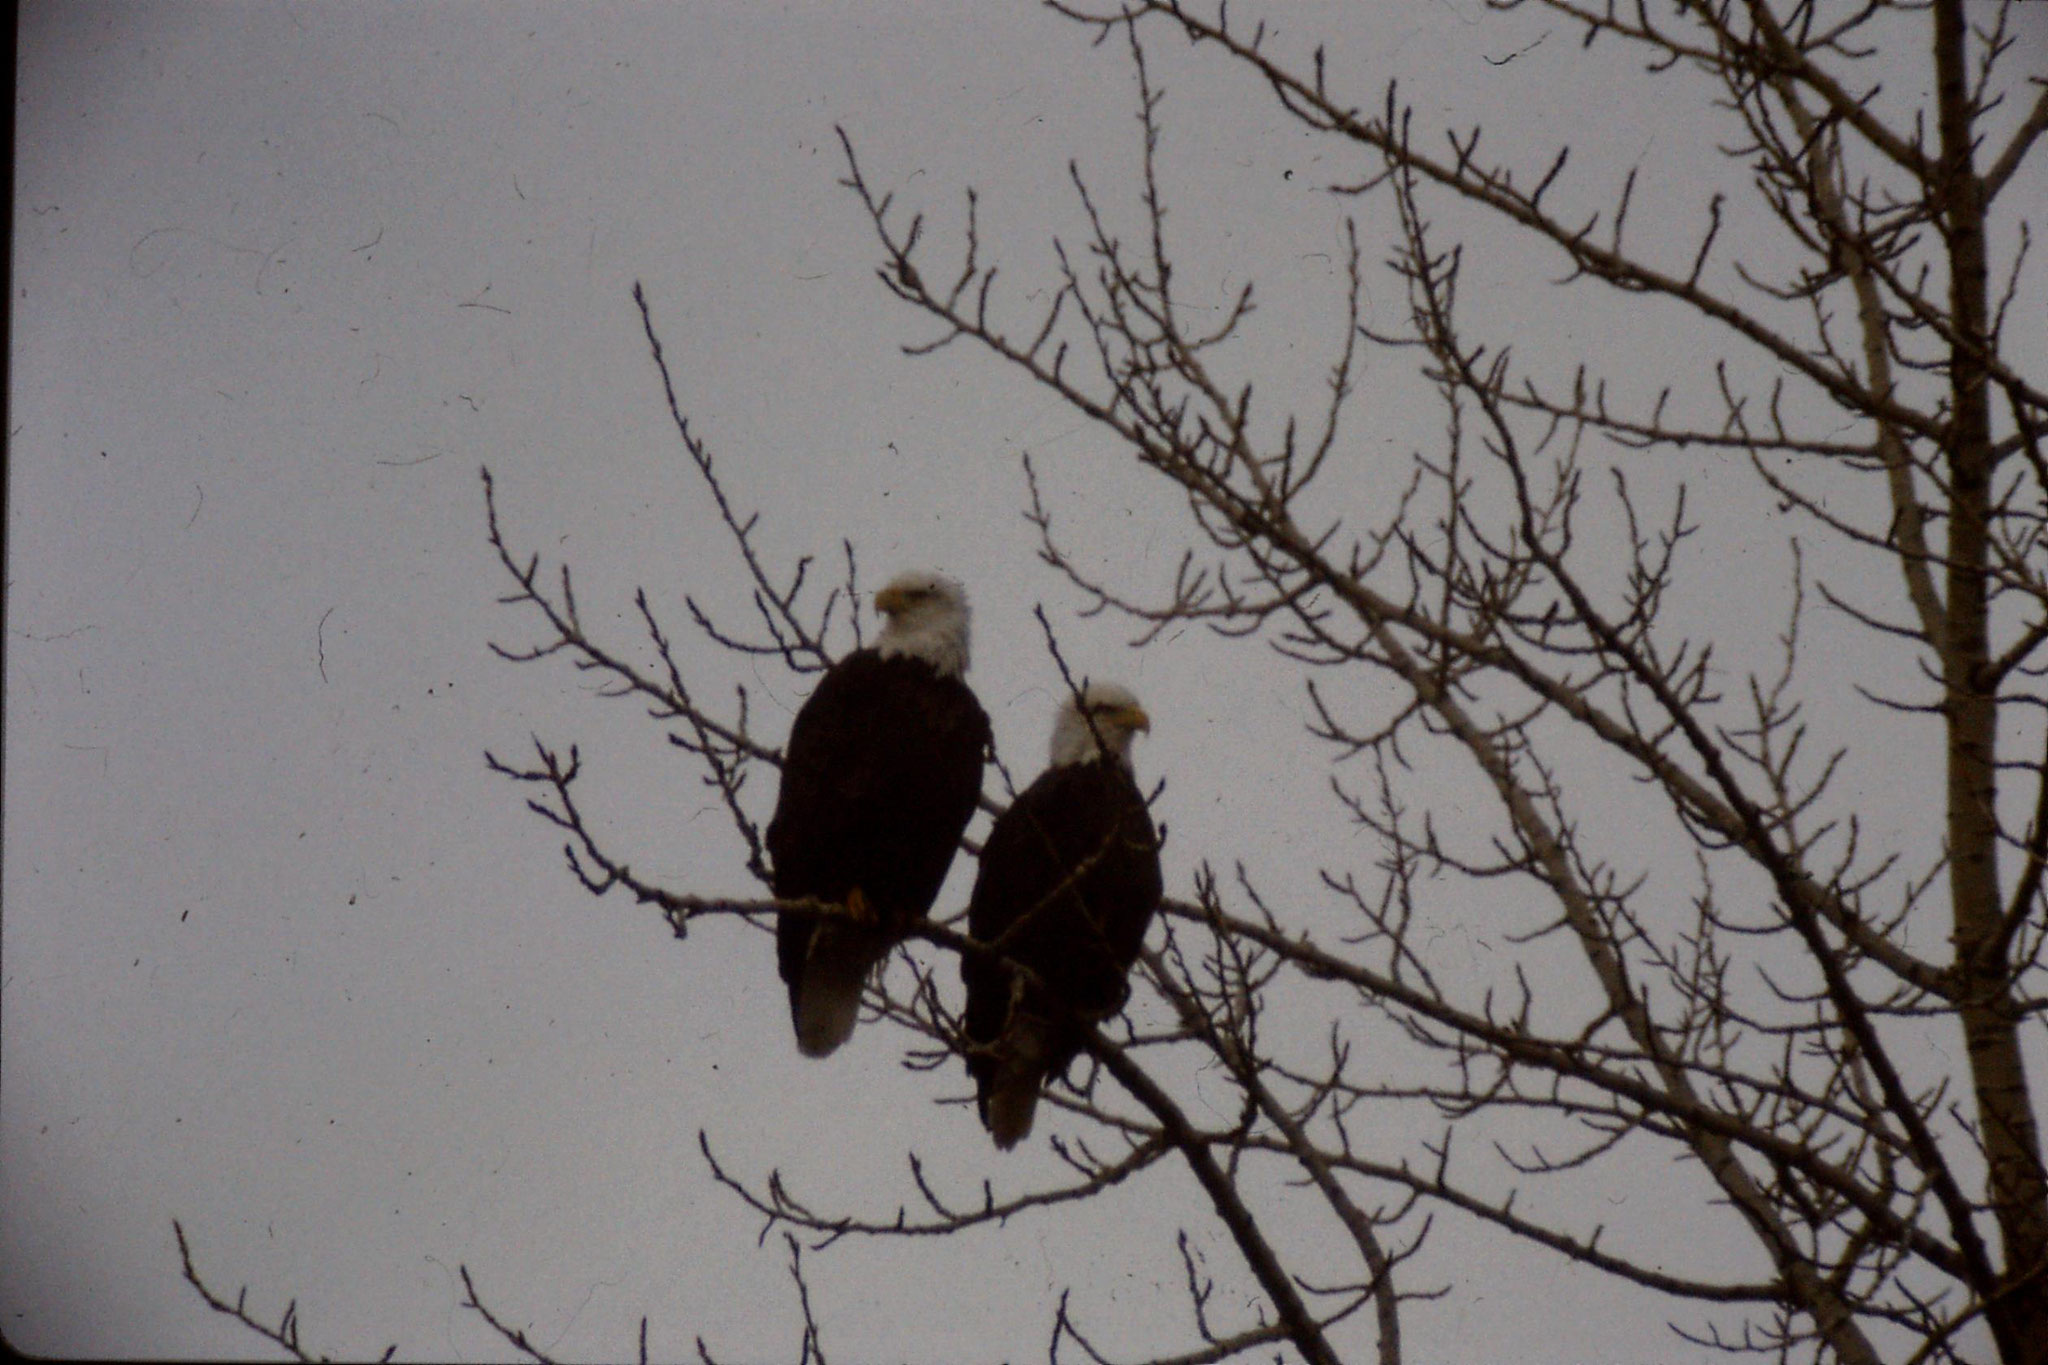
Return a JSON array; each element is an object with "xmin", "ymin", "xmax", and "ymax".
[{"xmin": 843, "ymin": 887, "xmax": 876, "ymax": 927}]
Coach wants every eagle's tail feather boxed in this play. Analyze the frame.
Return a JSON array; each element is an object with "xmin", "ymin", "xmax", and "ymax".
[
  {"xmin": 982, "ymin": 1013, "xmax": 1054, "ymax": 1150},
  {"xmin": 984, "ymin": 1077, "xmax": 1042, "ymax": 1150},
  {"xmin": 793, "ymin": 924, "xmax": 879, "ymax": 1058}
]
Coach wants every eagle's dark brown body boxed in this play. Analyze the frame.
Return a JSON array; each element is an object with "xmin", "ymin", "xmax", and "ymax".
[
  {"xmin": 768, "ymin": 648, "xmax": 989, "ymax": 1057},
  {"xmin": 963, "ymin": 753, "xmax": 1162, "ymax": 1147}
]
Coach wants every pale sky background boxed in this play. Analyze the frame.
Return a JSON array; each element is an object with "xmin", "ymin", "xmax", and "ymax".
[{"xmin": 8, "ymin": 2, "xmax": 2045, "ymax": 1362}]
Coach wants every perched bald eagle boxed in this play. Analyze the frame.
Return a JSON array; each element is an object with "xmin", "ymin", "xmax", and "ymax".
[
  {"xmin": 768, "ymin": 571, "xmax": 991, "ymax": 1058},
  {"xmin": 963, "ymin": 682, "xmax": 1162, "ymax": 1148}
]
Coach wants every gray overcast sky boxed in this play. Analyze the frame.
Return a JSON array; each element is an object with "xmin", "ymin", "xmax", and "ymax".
[{"xmin": 8, "ymin": 2, "xmax": 2043, "ymax": 1361}]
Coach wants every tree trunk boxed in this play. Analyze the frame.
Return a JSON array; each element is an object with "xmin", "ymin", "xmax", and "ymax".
[{"xmin": 1935, "ymin": 3, "xmax": 2048, "ymax": 1359}]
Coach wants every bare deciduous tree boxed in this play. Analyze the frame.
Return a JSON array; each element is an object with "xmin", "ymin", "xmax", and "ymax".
[{"xmin": 189, "ymin": 1, "xmax": 2046, "ymax": 1360}]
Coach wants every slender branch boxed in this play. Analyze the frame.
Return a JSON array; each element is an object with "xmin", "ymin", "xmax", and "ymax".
[{"xmin": 175, "ymin": 1219, "xmax": 390, "ymax": 1363}]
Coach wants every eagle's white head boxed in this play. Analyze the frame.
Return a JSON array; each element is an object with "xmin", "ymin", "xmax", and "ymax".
[
  {"xmin": 873, "ymin": 570, "xmax": 971, "ymax": 678},
  {"xmin": 1049, "ymin": 681, "xmax": 1151, "ymax": 769}
]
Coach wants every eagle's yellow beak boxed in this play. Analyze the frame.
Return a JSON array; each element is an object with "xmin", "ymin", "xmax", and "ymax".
[
  {"xmin": 874, "ymin": 584, "xmax": 910, "ymax": 617},
  {"xmin": 1120, "ymin": 706, "xmax": 1152, "ymax": 734}
]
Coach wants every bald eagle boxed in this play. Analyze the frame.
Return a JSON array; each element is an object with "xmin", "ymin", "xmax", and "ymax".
[
  {"xmin": 768, "ymin": 571, "xmax": 991, "ymax": 1058},
  {"xmin": 963, "ymin": 682, "xmax": 1162, "ymax": 1148}
]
